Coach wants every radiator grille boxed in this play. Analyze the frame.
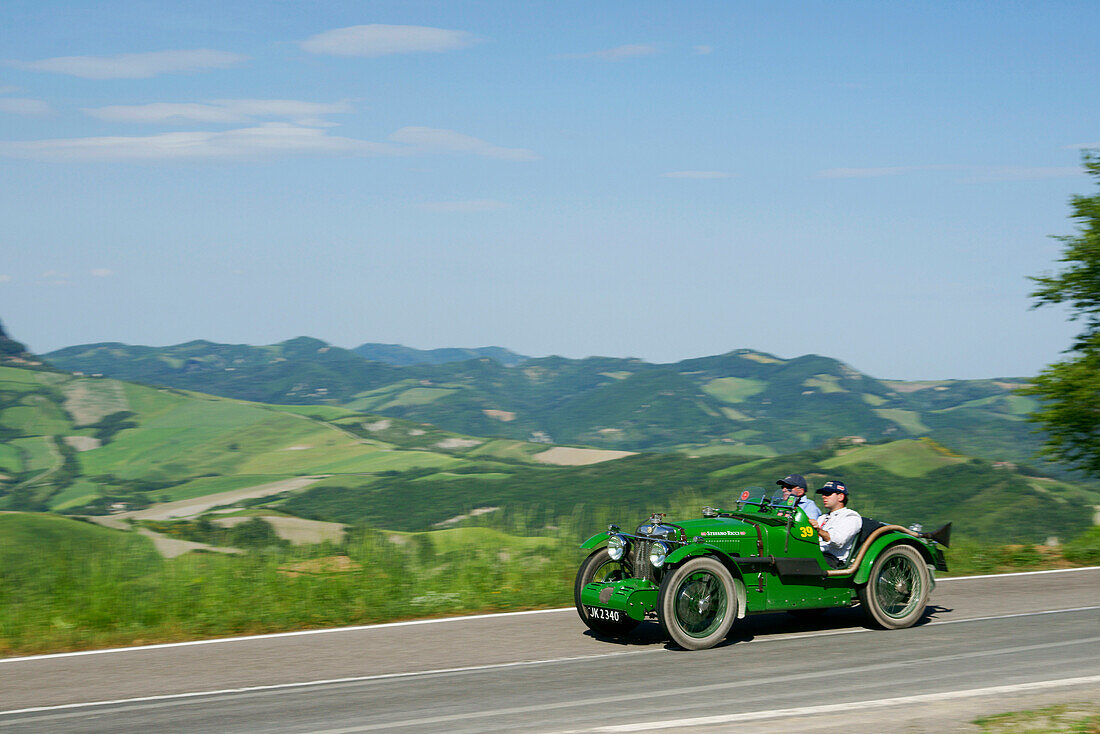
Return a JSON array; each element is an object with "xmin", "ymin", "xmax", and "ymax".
[{"xmin": 632, "ymin": 539, "xmax": 655, "ymax": 582}]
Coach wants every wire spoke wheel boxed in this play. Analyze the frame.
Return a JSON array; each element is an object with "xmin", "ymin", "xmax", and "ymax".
[
  {"xmin": 858, "ymin": 544, "xmax": 931, "ymax": 629},
  {"xmin": 658, "ymin": 557, "xmax": 738, "ymax": 650},
  {"xmin": 876, "ymin": 555, "xmax": 920, "ymax": 617},
  {"xmin": 673, "ymin": 571, "xmax": 727, "ymax": 636}
]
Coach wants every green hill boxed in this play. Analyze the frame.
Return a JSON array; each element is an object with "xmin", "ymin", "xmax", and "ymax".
[
  {"xmin": 0, "ymin": 363, "xmax": 539, "ymax": 514},
  {"xmin": 45, "ymin": 341, "xmax": 1062, "ymax": 475},
  {"xmin": 283, "ymin": 438, "xmax": 1096, "ymax": 544}
]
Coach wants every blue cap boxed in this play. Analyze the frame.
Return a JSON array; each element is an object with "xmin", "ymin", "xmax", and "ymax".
[
  {"xmin": 816, "ymin": 481, "xmax": 848, "ymax": 495},
  {"xmin": 777, "ymin": 474, "xmax": 807, "ymax": 490}
]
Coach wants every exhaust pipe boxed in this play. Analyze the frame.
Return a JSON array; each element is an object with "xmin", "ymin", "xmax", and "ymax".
[{"xmin": 922, "ymin": 522, "xmax": 951, "ymax": 548}]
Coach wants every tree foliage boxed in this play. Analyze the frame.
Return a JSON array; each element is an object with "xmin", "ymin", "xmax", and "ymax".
[{"xmin": 1023, "ymin": 151, "xmax": 1100, "ymax": 475}]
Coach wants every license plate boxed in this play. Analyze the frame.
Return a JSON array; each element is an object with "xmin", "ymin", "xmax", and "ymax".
[{"xmin": 586, "ymin": 606, "xmax": 622, "ymax": 623}]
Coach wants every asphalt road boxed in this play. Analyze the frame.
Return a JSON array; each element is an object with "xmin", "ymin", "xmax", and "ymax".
[{"xmin": 2, "ymin": 568, "xmax": 1097, "ymax": 733}]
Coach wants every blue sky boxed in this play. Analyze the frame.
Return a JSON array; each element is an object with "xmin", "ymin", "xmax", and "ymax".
[{"xmin": 1, "ymin": 1, "xmax": 1097, "ymax": 379}]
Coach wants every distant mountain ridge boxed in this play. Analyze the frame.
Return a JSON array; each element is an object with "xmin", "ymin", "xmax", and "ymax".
[
  {"xmin": 352, "ymin": 343, "xmax": 527, "ymax": 367},
  {"xmin": 43, "ymin": 337, "xmax": 1053, "ymax": 473}
]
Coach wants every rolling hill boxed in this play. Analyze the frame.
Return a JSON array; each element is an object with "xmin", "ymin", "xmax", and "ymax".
[
  {"xmin": 4, "ymin": 348, "xmax": 1094, "ymax": 546},
  {"xmin": 0, "ymin": 362, "xmax": 566, "ymax": 515},
  {"xmin": 47, "ymin": 339, "xmax": 1058, "ymax": 474}
]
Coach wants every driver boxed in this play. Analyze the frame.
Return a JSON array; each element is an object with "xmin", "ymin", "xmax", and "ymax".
[
  {"xmin": 776, "ymin": 473, "xmax": 821, "ymax": 520},
  {"xmin": 808, "ymin": 481, "xmax": 861, "ymax": 568}
]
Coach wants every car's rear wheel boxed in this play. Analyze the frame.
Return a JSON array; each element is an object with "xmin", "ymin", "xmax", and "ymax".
[
  {"xmin": 858, "ymin": 544, "xmax": 930, "ymax": 629},
  {"xmin": 657, "ymin": 557, "xmax": 736, "ymax": 650},
  {"xmin": 574, "ymin": 548, "xmax": 640, "ymax": 637}
]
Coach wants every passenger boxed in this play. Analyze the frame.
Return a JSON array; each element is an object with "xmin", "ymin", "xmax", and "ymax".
[
  {"xmin": 776, "ymin": 473, "xmax": 821, "ymax": 520},
  {"xmin": 808, "ymin": 481, "xmax": 861, "ymax": 568}
]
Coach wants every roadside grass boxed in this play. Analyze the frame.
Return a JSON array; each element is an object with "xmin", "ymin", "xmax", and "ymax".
[
  {"xmin": 0, "ymin": 512, "xmax": 579, "ymax": 656},
  {"xmin": 942, "ymin": 539, "xmax": 1078, "ymax": 576},
  {"xmin": 973, "ymin": 703, "xmax": 1100, "ymax": 733},
  {"xmin": 1, "ymin": 506, "xmax": 1095, "ymax": 657}
]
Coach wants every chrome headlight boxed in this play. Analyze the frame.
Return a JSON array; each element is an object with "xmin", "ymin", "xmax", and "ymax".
[
  {"xmin": 607, "ymin": 534, "xmax": 627, "ymax": 561},
  {"xmin": 649, "ymin": 541, "xmax": 671, "ymax": 568}
]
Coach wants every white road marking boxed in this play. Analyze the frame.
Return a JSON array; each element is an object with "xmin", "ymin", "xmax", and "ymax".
[
  {"xmin": 2, "ymin": 565, "xmax": 1096, "ymax": 665},
  {"xmin": 591, "ymin": 675, "xmax": 1100, "ymax": 732},
  {"xmin": 2, "ymin": 609, "xmax": 1097, "ymax": 719},
  {"xmin": 938, "ymin": 566, "xmax": 1100, "ymax": 581},
  {"xmin": 0, "ymin": 607, "xmax": 574, "ymax": 664}
]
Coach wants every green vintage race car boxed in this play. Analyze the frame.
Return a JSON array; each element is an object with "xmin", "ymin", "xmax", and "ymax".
[{"xmin": 575, "ymin": 486, "xmax": 950, "ymax": 650}]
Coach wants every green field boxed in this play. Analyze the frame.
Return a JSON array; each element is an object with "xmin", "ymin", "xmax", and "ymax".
[
  {"xmin": 48, "ymin": 478, "xmax": 103, "ymax": 510},
  {"xmin": 155, "ymin": 474, "xmax": 290, "ymax": 502},
  {"xmin": 701, "ymin": 377, "xmax": 766, "ymax": 403},
  {"xmin": 0, "ymin": 364, "xmax": 534, "ymax": 512},
  {"xmin": 873, "ymin": 408, "xmax": 931, "ymax": 434},
  {"xmin": 820, "ymin": 439, "xmax": 964, "ymax": 478},
  {"xmin": 10, "ymin": 436, "xmax": 57, "ymax": 473}
]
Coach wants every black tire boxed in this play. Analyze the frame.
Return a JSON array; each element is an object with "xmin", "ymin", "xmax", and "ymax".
[
  {"xmin": 657, "ymin": 556, "xmax": 737, "ymax": 650},
  {"xmin": 574, "ymin": 548, "xmax": 640, "ymax": 637},
  {"xmin": 858, "ymin": 544, "xmax": 931, "ymax": 629}
]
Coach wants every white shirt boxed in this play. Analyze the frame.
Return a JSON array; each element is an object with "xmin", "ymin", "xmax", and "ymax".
[{"xmin": 818, "ymin": 506, "xmax": 862, "ymax": 563}]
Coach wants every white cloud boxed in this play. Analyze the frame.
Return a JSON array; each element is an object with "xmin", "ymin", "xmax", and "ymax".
[
  {"xmin": 1067, "ymin": 142, "xmax": 1100, "ymax": 149},
  {"xmin": 90, "ymin": 268, "xmax": 114, "ymax": 277},
  {"xmin": 10, "ymin": 49, "xmax": 247, "ymax": 79},
  {"xmin": 662, "ymin": 170, "xmax": 731, "ymax": 179},
  {"xmin": 0, "ymin": 124, "xmax": 538, "ymax": 163},
  {"xmin": 388, "ymin": 127, "xmax": 539, "ymax": 161},
  {"xmin": 300, "ymin": 24, "xmax": 479, "ymax": 57},
  {"xmin": 41, "ymin": 270, "xmax": 69, "ymax": 285},
  {"xmin": 419, "ymin": 199, "xmax": 508, "ymax": 213},
  {"xmin": 0, "ymin": 97, "xmax": 51, "ymax": 115},
  {"xmin": 693, "ymin": 45, "xmax": 714, "ymax": 55},
  {"xmin": 0, "ymin": 274, "xmax": 11, "ymax": 284},
  {"xmin": 85, "ymin": 99, "xmax": 353, "ymax": 127},
  {"xmin": 563, "ymin": 44, "xmax": 659, "ymax": 60},
  {"xmin": 0, "ymin": 124, "xmax": 400, "ymax": 162}
]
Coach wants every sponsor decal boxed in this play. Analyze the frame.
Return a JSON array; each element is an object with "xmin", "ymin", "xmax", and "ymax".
[{"xmin": 700, "ymin": 531, "xmax": 747, "ymax": 537}]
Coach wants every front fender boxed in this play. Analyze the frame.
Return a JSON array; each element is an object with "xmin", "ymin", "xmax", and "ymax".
[
  {"xmin": 664, "ymin": 543, "xmax": 748, "ymax": 619},
  {"xmin": 664, "ymin": 542, "xmax": 728, "ymax": 566},
  {"xmin": 580, "ymin": 531, "xmax": 610, "ymax": 550}
]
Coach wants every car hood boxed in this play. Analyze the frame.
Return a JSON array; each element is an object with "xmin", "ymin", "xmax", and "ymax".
[{"xmin": 667, "ymin": 517, "xmax": 757, "ymax": 542}]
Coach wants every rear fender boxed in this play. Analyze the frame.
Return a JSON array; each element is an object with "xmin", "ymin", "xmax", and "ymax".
[
  {"xmin": 580, "ymin": 531, "xmax": 610, "ymax": 550},
  {"xmin": 853, "ymin": 535, "xmax": 937, "ymax": 585},
  {"xmin": 664, "ymin": 543, "xmax": 748, "ymax": 619}
]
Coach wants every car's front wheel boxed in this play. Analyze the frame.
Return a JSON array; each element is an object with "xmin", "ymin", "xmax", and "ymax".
[
  {"xmin": 657, "ymin": 556, "xmax": 737, "ymax": 650},
  {"xmin": 858, "ymin": 544, "xmax": 930, "ymax": 629},
  {"xmin": 574, "ymin": 548, "xmax": 640, "ymax": 637}
]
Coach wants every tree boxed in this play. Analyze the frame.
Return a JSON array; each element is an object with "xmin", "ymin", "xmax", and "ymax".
[{"xmin": 1023, "ymin": 151, "xmax": 1100, "ymax": 475}]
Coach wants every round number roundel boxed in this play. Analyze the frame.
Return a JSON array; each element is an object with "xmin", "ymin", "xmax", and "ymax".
[{"xmin": 740, "ymin": 490, "xmax": 750, "ymax": 500}]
